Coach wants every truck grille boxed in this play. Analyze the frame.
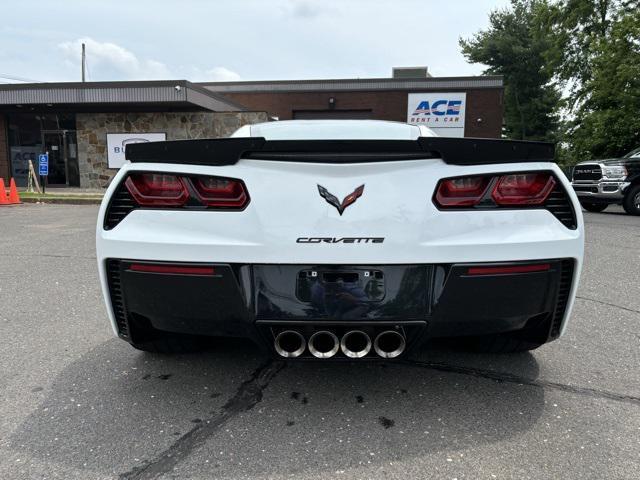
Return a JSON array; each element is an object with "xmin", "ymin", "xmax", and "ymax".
[
  {"xmin": 106, "ymin": 260, "xmax": 129, "ymax": 338},
  {"xmin": 573, "ymin": 164, "xmax": 602, "ymax": 181},
  {"xmin": 549, "ymin": 259, "xmax": 574, "ymax": 338}
]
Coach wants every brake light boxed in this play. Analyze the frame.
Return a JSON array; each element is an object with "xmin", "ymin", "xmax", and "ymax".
[
  {"xmin": 492, "ymin": 173, "xmax": 556, "ymax": 205},
  {"xmin": 122, "ymin": 172, "xmax": 250, "ymax": 210},
  {"xmin": 125, "ymin": 173, "xmax": 189, "ymax": 206},
  {"xmin": 434, "ymin": 172, "xmax": 558, "ymax": 209},
  {"xmin": 434, "ymin": 176, "xmax": 491, "ymax": 207},
  {"xmin": 192, "ymin": 176, "xmax": 249, "ymax": 208}
]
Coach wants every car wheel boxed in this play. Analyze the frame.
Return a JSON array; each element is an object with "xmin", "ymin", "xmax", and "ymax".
[
  {"xmin": 580, "ymin": 202, "xmax": 608, "ymax": 213},
  {"xmin": 623, "ymin": 185, "xmax": 640, "ymax": 216},
  {"xmin": 131, "ymin": 333, "xmax": 207, "ymax": 354}
]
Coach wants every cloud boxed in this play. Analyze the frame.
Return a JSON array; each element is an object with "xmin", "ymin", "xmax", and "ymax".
[
  {"xmin": 285, "ymin": 0, "xmax": 333, "ymax": 19},
  {"xmin": 204, "ymin": 67, "xmax": 241, "ymax": 82},
  {"xmin": 57, "ymin": 37, "xmax": 241, "ymax": 82},
  {"xmin": 58, "ymin": 37, "xmax": 171, "ymax": 80}
]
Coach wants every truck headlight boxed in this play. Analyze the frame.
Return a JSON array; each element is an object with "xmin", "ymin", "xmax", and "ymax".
[{"xmin": 602, "ymin": 165, "xmax": 627, "ymax": 179}]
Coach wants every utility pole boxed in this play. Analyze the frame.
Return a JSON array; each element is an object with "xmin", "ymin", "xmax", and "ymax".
[{"xmin": 81, "ymin": 43, "xmax": 86, "ymax": 82}]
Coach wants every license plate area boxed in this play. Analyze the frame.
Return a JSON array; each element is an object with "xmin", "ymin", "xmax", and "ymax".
[
  {"xmin": 254, "ymin": 264, "xmax": 432, "ymax": 321},
  {"xmin": 296, "ymin": 268, "xmax": 385, "ymax": 303}
]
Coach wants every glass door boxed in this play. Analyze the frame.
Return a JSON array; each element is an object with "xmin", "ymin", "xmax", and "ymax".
[
  {"xmin": 65, "ymin": 131, "xmax": 80, "ymax": 187},
  {"xmin": 41, "ymin": 130, "xmax": 80, "ymax": 187}
]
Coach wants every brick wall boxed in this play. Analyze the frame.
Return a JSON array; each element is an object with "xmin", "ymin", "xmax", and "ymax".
[
  {"xmin": 0, "ymin": 115, "xmax": 8, "ymax": 182},
  {"xmin": 76, "ymin": 111, "xmax": 268, "ymax": 188},
  {"xmin": 223, "ymin": 88, "xmax": 504, "ymax": 138}
]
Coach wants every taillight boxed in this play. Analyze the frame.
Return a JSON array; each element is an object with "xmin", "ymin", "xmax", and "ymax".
[
  {"xmin": 434, "ymin": 172, "xmax": 556, "ymax": 209},
  {"xmin": 492, "ymin": 173, "xmax": 556, "ymax": 205},
  {"xmin": 434, "ymin": 176, "xmax": 491, "ymax": 207},
  {"xmin": 192, "ymin": 176, "xmax": 249, "ymax": 208},
  {"xmin": 125, "ymin": 173, "xmax": 189, "ymax": 206},
  {"xmin": 123, "ymin": 172, "xmax": 249, "ymax": 210}
]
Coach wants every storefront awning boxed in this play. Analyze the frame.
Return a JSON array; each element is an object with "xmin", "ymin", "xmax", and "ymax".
[{"xmin": 0, "ymin": 80, "xmax": 247, "ymax": 112}]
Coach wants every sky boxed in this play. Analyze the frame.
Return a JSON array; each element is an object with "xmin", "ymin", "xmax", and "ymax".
[{"xmin": 0, "ymin": 0, "xmax": 511, "ymax": 84}]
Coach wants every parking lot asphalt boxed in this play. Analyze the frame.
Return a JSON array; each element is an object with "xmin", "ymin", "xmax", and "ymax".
[{"xmin": 0, "ymin": 204, "xmax": 638, "ymax": 480}]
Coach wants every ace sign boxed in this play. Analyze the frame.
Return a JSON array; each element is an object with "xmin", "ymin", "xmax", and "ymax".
[
  {"xmin": 407, "ymin": 93, "xmax": 466, "ymax": 137},
  {"xmin": 107, "ymin": 133, "xmax": 166, "ymax": 168}
]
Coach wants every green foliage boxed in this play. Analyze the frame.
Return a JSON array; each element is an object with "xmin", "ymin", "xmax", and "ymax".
[
  {"xmin": 548, "ymin": 0, "xmax": 619, "ymax": 101},
  {"xmin": 460, "ymin": 0, "xmax": 561, "ymax": 141},
  {"xmin": 563, "ymin": 2, "xmax": 640, "ymax": 160},
  {"xmin": 462, "ymin": 0, "xmax": 640, "ymax": 164}
]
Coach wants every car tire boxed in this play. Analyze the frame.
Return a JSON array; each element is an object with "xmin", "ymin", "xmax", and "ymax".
[
  {"xmin": 459, "ymin": 334, "xmax": 542, "ymax": 354},
  {"xmin": 622, "ymin": 185, "xmax": 640, "ymax": 216},
  {"xmin": 130, "ymin": 333, "xmax": 206, "ymax": 354},
  {"xmin": 580, "ymin": 202, "xmax": 608, "ymax": 213}
]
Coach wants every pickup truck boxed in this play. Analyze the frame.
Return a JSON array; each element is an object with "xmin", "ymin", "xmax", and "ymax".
[{"xmin": 571, "ymin": 147, "xmax": 640, "ymax": 215}]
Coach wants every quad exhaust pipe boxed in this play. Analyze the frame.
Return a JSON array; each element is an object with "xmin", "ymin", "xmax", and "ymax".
[
  {"xmin": 274, "ymin": 328, "xmax": 405, "ymax": 359},
  {"xmin": 340, "ymin": 330, "xmax": 372, "ymax": 358},
  {"xmin": 308, "ymin": 330, "xmax": 340, "ymax": 358},
  {"xmin": 373, "ymin": 330, "xmax": 406, "ymax": 359},
  {"xmin": 274, "ymin": 330, "xmax": 306, "ymax": 358}
]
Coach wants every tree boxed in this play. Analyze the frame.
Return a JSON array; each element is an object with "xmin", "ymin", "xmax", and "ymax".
[
  {"xmin": 460, "ymin": 0, "xmax": 561, "ymax": 141},
  {"xmin": 568, "ymin": 6, "xmax": 640, "ymax": 159}
]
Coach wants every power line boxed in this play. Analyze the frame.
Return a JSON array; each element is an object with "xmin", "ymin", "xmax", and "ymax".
[{"xmin": 0, "ymin": 73, "xmax": 44, "ymax": 83}]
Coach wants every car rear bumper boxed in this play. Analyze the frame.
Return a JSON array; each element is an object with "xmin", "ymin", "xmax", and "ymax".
[{"xmin": 103, "ymin": 259, "xmax": 576, "ymax": 358}]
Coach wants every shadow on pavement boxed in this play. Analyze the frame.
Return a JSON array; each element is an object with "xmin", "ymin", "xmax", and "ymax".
[{"xmin": 11, "ymin": 337, "xmax": 543, "ymax": 478}]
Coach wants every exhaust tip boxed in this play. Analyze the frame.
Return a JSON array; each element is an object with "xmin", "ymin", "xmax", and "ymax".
[
  {"xmin": 274, "ymin": 330, "xmax": 306, "ymax": 358},
  {"xmin": 308, "ymin": 330, "xmax": 340, "ymax": 359},
  {"xmin": 340, "ymin": 330, "xmax": 372, "ymax": 358},
  {"xmin": 374, "ymin": 330, "xmax": 406, "ymax": 359}
]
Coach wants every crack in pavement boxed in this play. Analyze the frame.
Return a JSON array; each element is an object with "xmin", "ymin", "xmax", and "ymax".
[
  {"xmin": 119, "ymin": 360, "xmax": 285, "ymax": 480},
  {"xmin": 404, "ymin": 359, "xmax": 640, "ymax": 406},
  {"xmin": 576, "ymin": 295, "xmax": 640, "ymax": 315},
  {"xmin": 0, "ymin": 253, "xmax": 96, "ymax": 260}
]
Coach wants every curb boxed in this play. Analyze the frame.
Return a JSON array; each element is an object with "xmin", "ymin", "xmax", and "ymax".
[{"xmin": 20, "ymin": 196, "xmax": 103, "ymax": 205}]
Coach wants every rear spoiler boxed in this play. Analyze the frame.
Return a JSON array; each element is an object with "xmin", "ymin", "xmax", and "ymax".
[{"xmin": 125, "ymin": 137, "xmax": 555, "ymax": 166}]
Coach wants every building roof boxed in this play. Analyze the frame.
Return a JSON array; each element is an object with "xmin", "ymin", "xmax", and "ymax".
[
  {"xmin": 0, "ymin": 80, "xmax": 246, "ymax": 112},
  {"xmin": 199, "ymin": 75, "xmax": 503, "ymax": 93}
]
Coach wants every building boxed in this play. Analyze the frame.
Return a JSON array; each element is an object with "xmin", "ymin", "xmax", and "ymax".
[
  {"xmin": 0, "ymin": 81, "xmax": 267, "ymax": 189},
  {"xmin": 0, "ymin": 68, "xmax": 503, "ymax": 189}
]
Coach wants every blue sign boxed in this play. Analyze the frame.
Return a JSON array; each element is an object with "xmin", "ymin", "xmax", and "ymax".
[{"xmin": 38, "ymin": 153, "xmax": 49, "ymax": 176}]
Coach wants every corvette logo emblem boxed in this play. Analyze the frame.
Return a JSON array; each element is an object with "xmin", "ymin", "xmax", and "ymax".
[{"xmin": 317, "ymin": 184, "xmax": 365, "ymax": 215}]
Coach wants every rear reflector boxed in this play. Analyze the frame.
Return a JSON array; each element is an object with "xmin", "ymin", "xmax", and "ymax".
[
  {"xmin": 467, "ymin": 263, "xmax": 551, "ymax": 276},
  {"xmin": 129, "ymin": 264, "xmax": 215, "ymax": 275}
]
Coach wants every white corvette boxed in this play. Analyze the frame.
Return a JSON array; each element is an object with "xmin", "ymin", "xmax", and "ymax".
[{"xmin": 96, "ymin": 120, "xmax": 584, "ymax": 359}]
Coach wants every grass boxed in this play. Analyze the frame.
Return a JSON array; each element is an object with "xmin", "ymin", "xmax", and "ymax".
[{"xmin": 16, "ymin": 191, "xmax": 103, "ymax": 204}]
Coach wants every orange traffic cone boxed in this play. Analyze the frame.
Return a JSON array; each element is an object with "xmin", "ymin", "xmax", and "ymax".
[
  {"xmin": 8, "ymin": 178, "xmax": 21, "ymax": 204},
  {"xmin": 0, "ymin": 179, "xmax": 8, "ymax": 205}
]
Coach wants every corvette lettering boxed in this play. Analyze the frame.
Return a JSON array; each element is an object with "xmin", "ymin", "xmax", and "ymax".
[{"xmin": 296, "ymin": 237, "xmax": 385, "ymax": 244}]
